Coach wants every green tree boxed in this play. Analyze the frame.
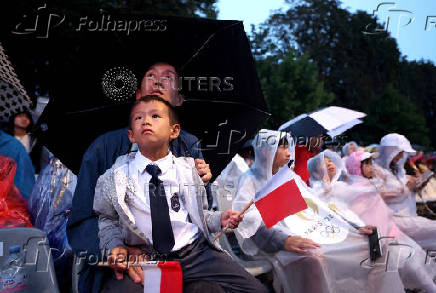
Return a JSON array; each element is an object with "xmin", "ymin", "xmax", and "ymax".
[
  {"xmin": 256, "ymin": 0, "xmax": 434, "ymax": 147},
  {"xmin": 362, "ymin": 84, "xmax": 430, "ymax": 146},
  {"xmin": 398, "ymin": 60, "xmax": 436, "ymax": 148},
  {"xmin": 252, "ymin": 48, "xmax": 334, "ymax": 129}
]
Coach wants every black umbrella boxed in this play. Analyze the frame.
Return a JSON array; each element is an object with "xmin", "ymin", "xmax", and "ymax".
[
  {"xmin": 2, "ymin": 13, "xmax": 268, "ymax": 177},
  {"xmin": 281, "ymin": 116, "xmax": 327, "ymax": 138}
]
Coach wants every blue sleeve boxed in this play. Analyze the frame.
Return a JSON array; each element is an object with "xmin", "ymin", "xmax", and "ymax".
[
  {"xmin": 251, "ymin": 224, "xmax": 288, "ymax": 253},
  {"xmin": 179, "ymin": 130, "xmax": 214, "ymax": 209},
  {"xmin": 179, "ymin": 130, "xmax": 203, "ymax": 159},
  {"xmin": 66, "ymin": 128, "xmax": 131, "ymax": 257},
  {"xmin": 13, "ymin": 147, "xmax": 35, "ymax": 200},
  {"xmin": 0, "ymin": 134, "xmax": 35, "ymax": 200}
]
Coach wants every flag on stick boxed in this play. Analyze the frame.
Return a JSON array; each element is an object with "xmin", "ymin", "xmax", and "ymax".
[
  {"xmin": 141, "ymin": 261, "xmax": 182, "ymax": 293},
  {"xmin": 254, "ymin": 166, "xmax": 308, "ymax": 228}
]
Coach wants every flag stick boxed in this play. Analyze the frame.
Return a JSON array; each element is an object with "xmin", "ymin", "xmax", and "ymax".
[
  {"xmin": 213, "ymin": 199, "xmax": 254, "ymax": 242},
  {"xmin": 98, "ymin": 261, "xmax": 159, "ymax": 267}
]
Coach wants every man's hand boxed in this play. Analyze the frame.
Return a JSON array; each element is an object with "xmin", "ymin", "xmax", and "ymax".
[
  {"xmin": 358, "ymin": 225, "xmax": 375, "ymax": 235},
  {"xmin": 195, "ymin": 159, "xmax": 212, "ymax": 185},
  {"xmin": 220, "ymin": 209, "xmax": 244, "ymax": 229},
  {"xmin": 284, "ymin": 236, "xmax": 321, "ymax": 254}
]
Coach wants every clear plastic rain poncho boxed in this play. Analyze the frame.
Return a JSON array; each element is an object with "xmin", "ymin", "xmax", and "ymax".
[
  {"xmin": 27, "ymin": 157, "xmax": 76, "ymax": 283},
  {"xmin": 307, "ymin": 150, "xmax": 367, "ymax": 226},
  {"xmin": 340, "ymin": 151, "xmax": 436, "ymax": 292},
  {"xmin": 211, "ymin": 153, "xmax": 250, "ymax": 211},
  {"xmin": 341, "ymin": 141, "xmax": 359, "ymax": 157},
  {"xmin": 372, "ymin": 133, "xmax": 436, "ymax": 251},
  {"xmin": 233, "ymin": 129, "xmax": 294, "ymax": 251},
  {"xmin": 233, "ymin": 130, "xmax": 405, "ymax": 293}
]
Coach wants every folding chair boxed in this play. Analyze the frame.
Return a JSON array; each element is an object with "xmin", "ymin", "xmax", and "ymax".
[{"xmin": 0, "ymin": 227, "xmax": 59, "ymax": 293}]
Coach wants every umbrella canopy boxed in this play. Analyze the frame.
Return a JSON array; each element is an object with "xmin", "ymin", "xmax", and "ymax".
[
  {"xmin": 3, "ymin": 13, "xmax": 268, "ymax": 177},
  {"xmin": 279, "ymin": 106, "xmax": 366, "ymax": 138}
]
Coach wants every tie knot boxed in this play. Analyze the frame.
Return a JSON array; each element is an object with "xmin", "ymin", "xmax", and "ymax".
[{"xmin": 146, "ymin": 164, "xmax": 162, "ymax": 178}]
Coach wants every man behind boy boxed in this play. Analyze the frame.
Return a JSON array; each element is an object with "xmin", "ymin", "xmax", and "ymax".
[{"xmin": 94, "ymin": 95, "xmax": 266, "ymax": 292}]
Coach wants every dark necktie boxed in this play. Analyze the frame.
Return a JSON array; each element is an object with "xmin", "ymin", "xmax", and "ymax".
[{"xmin": 146, "ymin": 164, "xmax": 175, "ymax": 255}]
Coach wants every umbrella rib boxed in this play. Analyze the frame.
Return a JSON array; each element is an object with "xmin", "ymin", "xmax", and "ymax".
[
  {"xmin": 179, "ymin": 22, "xmax": 242, "ymax": 71},
  {"xmin": 184, "ymin": 98, "xmax": 270, "ymax": 116},
  {"xmin": 64, "ymin": 100, "xmax": 270, "ymax": 117},
  {"xmin": 64, "ymin": 102, "xmax": 132, "ymax": 115}
]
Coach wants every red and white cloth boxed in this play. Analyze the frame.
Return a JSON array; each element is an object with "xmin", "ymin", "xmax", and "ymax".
[
  {"xmin": 141, "ymin": 261, "xmax": 182, "ymax": 293},
  {"xmin": 254, "ymin": 165, "xmax": 308, "ymax": 228}
]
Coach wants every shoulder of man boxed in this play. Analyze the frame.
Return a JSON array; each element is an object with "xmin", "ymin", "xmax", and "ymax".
[
  {"xmin": 173, "ymin": 155, "xmax": 196, "ymax": 170},
  {"xmin": 92, "ymin": 127, "xmax": 129, "ymax": 148},
  {"xmin": 178, "ymin": 130, "xmax": 202, "ymax": 158},
  {"xmin": 81, "ymin": 128, "xmax": 129, "ymax": 161},
  {"xmin": 111, "ymin": 152, "xmax": 134, "ymax": 174}
]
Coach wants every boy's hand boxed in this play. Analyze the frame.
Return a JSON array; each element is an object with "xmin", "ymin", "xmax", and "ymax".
[
  {"xmin": 125, "ymin": 246, "xmax": 148, "ymax": 285},
  {"xmin": 220, "ymin": 209, "xmax": 244, "ymax": 229},
  {"xmin": 108, "ymin": 246, "xmax": 128, "ymax": 281},
  {"xmin": 284, "ymin": 236, "xmax": 321, "ymax": 254},
  {"xmin": 107, "ymin": 246, "xmax": 148, "ymax": 285},
  {"xmin": 195, "ymin": 159, "xmax": 212, "ymax": 184}
]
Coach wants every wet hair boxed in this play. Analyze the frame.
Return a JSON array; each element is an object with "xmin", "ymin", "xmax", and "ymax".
[{"xmin": 128, "ymin": 95, "xmax": 179, "ymax": 129}]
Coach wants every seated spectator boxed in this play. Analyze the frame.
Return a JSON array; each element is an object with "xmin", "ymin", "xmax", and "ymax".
[
  {"xmin": 93, "ymin": 95, "xmax": 266, "ymax": 292},
  {"xmin": 310, "ymin": 150, "xmax": 436, "ymax": 292},
  {"xmin": 4, "ymin": 110, "xmax": 34, "ymax": 153},
  {"xmin": 373, "ymin": 133, "xmax": 436, "ymax": 250},
  {"xmin": 341, "ymin": 141, "xmax": 359, "ymax": 157},
  {"xmin": 0, "ymin": 129, "xmax": 35, "ymax": 199},
  {"xmin": 67, "ymin": 62, "xmax": 213, "ymax": 293},
  {"xmin": 233, "ymin": 130, "xmax": 402, "ymax": 293}
]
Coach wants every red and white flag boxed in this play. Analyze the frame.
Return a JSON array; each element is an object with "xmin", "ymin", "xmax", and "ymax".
[
  {"xmin": 254, "ymin": 166, "xmax": 308, "ymax": 228},
  {"xmin": 141, "ymin": 261, "xmax": 182, "ymax": 293}
]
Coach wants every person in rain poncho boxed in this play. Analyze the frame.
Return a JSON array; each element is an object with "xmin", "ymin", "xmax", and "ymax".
[
  {"xmin": 372, "ymin": 133, "xmax": 436, "ymax": 250},
  {"xmin": 341, "ymin": 141, "xmax": 359, "ymax": 158},
  {"xmin": 211, "ymin": 141, "xmax": 254, "ymax": 210},
  {"xmin": 310, "ymin": 150, "xmax": 436, "ymax": 292},
  {"xmin": 233, "ymin": 129, "xmax": 401, "ymax": 293}
]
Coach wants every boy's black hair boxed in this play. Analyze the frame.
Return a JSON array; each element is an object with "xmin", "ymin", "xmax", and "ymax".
[
  {"xmin": 128, "ymin": 95, "xmax": 179, "ymax": 129},
  {"xmin": 278, "ymin": 135, "xmax": 289, "ymax": 147}
]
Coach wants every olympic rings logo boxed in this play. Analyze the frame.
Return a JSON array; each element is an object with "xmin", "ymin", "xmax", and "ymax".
[{"xmin": 320, "ymin": 224, "xmax": 341, "ymax": 238}]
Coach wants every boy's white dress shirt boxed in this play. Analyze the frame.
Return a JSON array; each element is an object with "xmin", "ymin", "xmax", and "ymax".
[{"xmin": 128, "ymin": 151, "xmax": 198, "ymax": 251}]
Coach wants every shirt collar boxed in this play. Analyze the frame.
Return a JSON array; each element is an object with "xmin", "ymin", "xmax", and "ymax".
[{"xmin": 134, "ymin": 150, "xmax": 173, "ymax": 175}]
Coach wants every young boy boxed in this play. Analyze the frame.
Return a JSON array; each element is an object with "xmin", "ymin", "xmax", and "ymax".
[{"xmin": 93, "ymin": 95, "xmax": 266, "ymax": 292}]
